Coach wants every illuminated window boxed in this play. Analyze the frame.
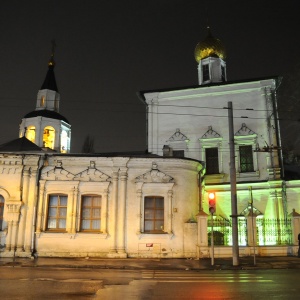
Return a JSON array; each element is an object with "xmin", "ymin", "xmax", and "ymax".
[
  {"xmin": 26, "ymin": 126, "xmax": 36, "ymax": 143},
  {"xmin": 144, "ymin": 196, "xmax": 164, "ymax": 233},
  {"xmin": 40, "ymin": 96, "xmax": 45, "ymax": 107},
  {"xmin": 205, "ymin": 147, "xmax": 219, "ymax": 174},
  {"xmin": 203, "ymin": 64, "xmax": 209, "ymax": 82},
  {"xmin": 60, "ymin": 130, "xmax": 68, "ymax": 153},
  {"xmin": 0, "ymin": 195, "xmax": 4, "ymax": 231},
  {"xmin": 43, "ymin": 126, "xmax": 55, "ymax": 149},
  {"xmin": 239, "ymin": 145, "xmax": 254, "ymax": 172},
  {"xmin": 80, "ymin": 195, "xmax": 101, "ymax": 232},
  {"xmin": 46, "ymin": 194, "xmax": 68, "ymax": 230}
]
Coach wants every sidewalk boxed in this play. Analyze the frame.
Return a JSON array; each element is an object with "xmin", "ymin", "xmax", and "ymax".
[{"xmin": 1, "ymin": 255, "xmax": 300, "ymax": 270}]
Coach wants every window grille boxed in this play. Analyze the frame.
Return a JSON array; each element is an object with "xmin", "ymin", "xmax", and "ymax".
[{"xmin": 239, "ymin": 145, "xmax": 254, "ymax": 172}]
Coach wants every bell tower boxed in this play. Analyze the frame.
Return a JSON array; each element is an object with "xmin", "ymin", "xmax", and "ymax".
[
  {"xmin": 19, "ymin": 41, "xmax": 71, "ymax": 153},
  {"xmin": 194, "ymin": 27, "xmax": 227, "ymax": 85}
]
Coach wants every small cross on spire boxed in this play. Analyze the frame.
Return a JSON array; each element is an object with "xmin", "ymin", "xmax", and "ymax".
[{"xmin": 48, "ymin": 39, "xmax": 56, "ymax": 67}]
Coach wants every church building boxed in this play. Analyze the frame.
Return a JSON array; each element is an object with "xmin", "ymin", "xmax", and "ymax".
[{"xmin": 0, "ymin": 29, "xmax": 299, "ymax": 259}]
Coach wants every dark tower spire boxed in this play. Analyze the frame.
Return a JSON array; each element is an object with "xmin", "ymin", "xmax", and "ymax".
[{"xmin": 41, "ymin": 40, "xmax": 58, "ymax": 92}]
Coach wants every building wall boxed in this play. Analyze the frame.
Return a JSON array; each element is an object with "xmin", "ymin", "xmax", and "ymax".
[
  {"xmin": 144, "ymin": 79, "xmax": 280, "ymax": 183},
  {"xmin": 0, "ymin": 153, "xmax": 202, "ymax": 258}
]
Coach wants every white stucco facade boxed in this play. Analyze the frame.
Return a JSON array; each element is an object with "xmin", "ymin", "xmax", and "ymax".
[{"xmin": 0, "ymin": 153, "xmax": 203, "ymax": 258}]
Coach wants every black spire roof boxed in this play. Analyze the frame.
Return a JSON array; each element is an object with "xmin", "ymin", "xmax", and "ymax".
[
  {"xmin": 41, "ymin": 40, "xmax": 58, "ymax": 92},
  {"xmin": 41, "ymin": 65, "xmax": 58, "ymax": 92}
]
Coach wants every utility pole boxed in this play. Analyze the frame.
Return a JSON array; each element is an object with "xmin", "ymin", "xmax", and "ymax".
[{"xmin": 228, "ymin": 101, "xmax": 239, "ymax": 266}]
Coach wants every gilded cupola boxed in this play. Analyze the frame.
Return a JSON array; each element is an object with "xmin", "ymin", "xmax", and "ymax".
[{"xmin": 194, "ymin": 27, "xmax": 226, "ymax": 63}]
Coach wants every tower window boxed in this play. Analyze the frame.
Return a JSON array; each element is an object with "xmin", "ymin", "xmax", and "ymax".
[
  {"xmin": 26, "ymin": 126, "xmax": 36, "ymax": 143},
  {"xmin": 43, "ymin": 126, "xmax": 55, "ymax": 149},
  {"xmin": 221, "ymin": 66, "xmax": 225, "ymax": 82},
  {"xmin": 40, "ymin": 96, "xmax": 45, "ymax": 107},
  {"xmin": 203, "ymin": 64, "xmax": 210, "ymax": 82},
  {"xmin": 55, "ymin": 99, "xmax": 58, "ymax": 111}
]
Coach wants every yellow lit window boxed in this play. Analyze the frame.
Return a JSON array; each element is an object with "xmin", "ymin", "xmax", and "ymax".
[
  {"xmin": 40, "ymin": 96, "xmax": 45, "ymax": 107},
  {"xmin": 26, "ymin": 126, "xmax": 36, "ymax": 143},
  {"xmin": 43, "ymin": 126, "xmax": 55, "ymax": 149}
]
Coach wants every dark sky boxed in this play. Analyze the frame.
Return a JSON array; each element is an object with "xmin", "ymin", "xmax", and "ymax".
[{"xmin": 1, "ymin": 0, "xmax": 299, "ymax": 153}]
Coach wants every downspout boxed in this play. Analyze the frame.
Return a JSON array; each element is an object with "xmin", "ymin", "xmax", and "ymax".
[
  {"xmin": 20, "ymin": 155, "xmax": 25, "ymax": 202},
  {"xmin": 31, "ymin": 153, "xmax": 47, "ymax": 257},
  {"xmin": 136, "ymin": 92, "xmax": 148, "ymax": 152},
  {"xmin": 14, "ymin": 155, "xmax": 25, "ymax": 258},
  {"xmin": 272, "ymin": 77, "xmax": 284, "ymax": 179},
  {"xmin": 198, "ymin": 163, "xmax": 205, "ymax": 212}
]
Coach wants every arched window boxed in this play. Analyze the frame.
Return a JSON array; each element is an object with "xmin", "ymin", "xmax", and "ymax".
[
  {"xmin": 0, "ymin": 195, "xmax": 4, "ymax": 231},
  {"xmin": 43, "ymin": 126, "xmax": 55, "ymax": 149},
  {"xmin": 26, "ymin": 126, "xmax": 36, "ymax": 143},
  {"xmin": 40, "ymin": 96, "xmax": 45, "ymax": 107},
  {"xmin": 60, "ymin": 130, "xmax": 68, "ymax": 153}
]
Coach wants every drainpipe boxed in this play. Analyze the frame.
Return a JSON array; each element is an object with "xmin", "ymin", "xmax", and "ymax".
[
  {"xmin": 31, "ymin": 153, "xmax": 47, "ymax": 257},
  {"xmin": 14, "ymin": 155, "xmax": 25, "ymax": 258},
  {"xmin": 272, "ymin": 77, "xmax": 284, "ymax": 179},
  {"xmin": 198, "ymin": 165, "xmax": 205, "ymax": 212}
]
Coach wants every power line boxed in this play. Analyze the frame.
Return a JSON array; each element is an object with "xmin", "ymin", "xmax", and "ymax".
[{"xmin": 0, "ymin": 97, "xmax": 299, "ymax": 113}]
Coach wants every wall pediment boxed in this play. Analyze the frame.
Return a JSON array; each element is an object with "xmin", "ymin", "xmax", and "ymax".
[
  {"xmin": 235, "ymin": 123, "xmax": 256, "ymax": 136},
  {"xmin": 167, "ymin": 128, "xmax": 189, "ymax": 142},
  {"xmin": 135, "ymin": 162, "xmax": 174, "ymax": 183},
  {"xmin": 41, "ymin": 161, "xmax": 111, "ymax": 182},
  {"xmin": 74, "ymin": 167, "xmax": 110, "ymax": 182},
  {"xmin": 41, "ymin": 167, "xmax": 74, "ymax": 181}
]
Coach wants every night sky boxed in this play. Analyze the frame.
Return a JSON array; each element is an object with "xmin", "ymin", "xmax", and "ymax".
[{"xmin": 1, "ymin": 1, "xmax": 299, "ymax": 153}]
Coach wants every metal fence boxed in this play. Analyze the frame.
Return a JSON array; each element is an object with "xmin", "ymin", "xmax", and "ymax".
[
  {"xmin": 207, "ymin": 217, "xmax": 293, "ymax": 246},
  {"xmin": 256, "ymin": 218, "xmax": 293, "ymax": 245}
]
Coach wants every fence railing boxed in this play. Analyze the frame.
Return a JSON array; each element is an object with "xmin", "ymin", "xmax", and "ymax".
[
  {"xmin": 256, "ymin": 218, "xmax": 293, "ymax": 245},
  {"xmin": 207, "ymin": 217, "xmax": 293, "ymax": 246}
]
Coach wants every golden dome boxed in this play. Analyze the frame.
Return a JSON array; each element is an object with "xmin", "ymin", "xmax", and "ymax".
[{"xmin": 194, "ymin": 28, "xmax": 226, "ymax": 63}]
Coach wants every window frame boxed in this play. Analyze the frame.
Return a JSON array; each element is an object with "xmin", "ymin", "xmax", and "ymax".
[
  {"xmin": 80, "ymin": 194, "xmax": 102, "ymax": 232},
  {"xmin": 199, "ymin": 136, "xmax": 223, "ymax": 175},
  {"xmin": 144, "ymin": 196, "xmax": 165, "ymax": 234},
  {"xmin": 136, "ymin": 181, "xmax": 174, "ymax": 236},
  {"xmin": 234, "ymin": 134, "xmax": 258, "ymax": 176},
  {"xmin": 239, "ymin": 145, "xmax": 254, "ymax": 173},
  {"xmin": 46, "ymin": 194, "xmax": 68, "ymax": 232},
  {"xmin": 205, "ymin": 147, "xmax": 219, "ymax": 174}
]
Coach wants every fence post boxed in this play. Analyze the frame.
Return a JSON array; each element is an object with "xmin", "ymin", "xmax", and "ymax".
[
  {"xmin": 290, "ymin": 209, "xmax": 300, "ymax": 245},
  {"xmin": 246, "ymin": 211, "xmax": 257, "ymax": 246},
  {"xmin": 196, "ymin": 210, "xmax": 209, "ymax": 257}
]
